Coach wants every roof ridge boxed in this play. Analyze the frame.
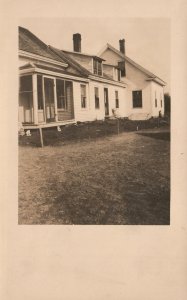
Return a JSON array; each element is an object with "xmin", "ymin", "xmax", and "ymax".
[
  {"xmin": 103, "ymin": 43, "xmax": 165, "ymax": 82},
  {"xmin": 19, "ymin": 26, "xmax": 63, "ymax": 62}
]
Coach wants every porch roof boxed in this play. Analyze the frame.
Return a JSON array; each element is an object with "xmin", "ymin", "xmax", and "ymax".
[{"xmin": 19, "ymin": 62, "xmax": 87, "ymax": 78}]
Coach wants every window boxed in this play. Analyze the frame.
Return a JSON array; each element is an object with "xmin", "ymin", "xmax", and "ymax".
[
  {"xmin": 95, "ymin": 87, "xmax": 100, "ymax": 109},
  {"xmin": 19, "ymin": 75, "xmax": 33, "ymax": 93},
  {"xmin": 56, "ymin": 80, "xmax": 73, "ymax": 110},
  {"xmin": 37, "ymin": 75, "xmax": 43, "ymax": 109},
  {"xmin": 56, "ymin": 79, "xmax": 66, "ymax": 110},
  {"xmin": 117, "ymin": 69, "xmax": 121, "ymax": 81},
  {"xmin": 80, "ymin": 84, "xmax": 87, "ymax": 108},
  {"xmin": 19, "ymin": 75, "xmax": 33, "ymax": 123},
  {"xmin": 93, "ymin": 59, "xmax": 102, "ymax": 76},
  {"xmin": 19, "ymin": 75, "xmax": 33, "ymax": 106},
  {"xmin": 155, "ymin": 91, "xmax": 157, "ymax": 107},
  {"xmin": 115, "ymin": 91, "xmax": 119, "ymax": 108},
  {"xmin": 132, "ymin": 90, "xmax": 142, "ymax": 108}
]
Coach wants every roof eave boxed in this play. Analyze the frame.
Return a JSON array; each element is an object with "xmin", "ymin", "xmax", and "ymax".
[{"xmin": 146, "ymin": 77, "xmax": 166, "ymax": 86}]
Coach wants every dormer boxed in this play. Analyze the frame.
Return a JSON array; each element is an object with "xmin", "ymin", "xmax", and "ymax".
[{"xmin": 93, "ymin": 57, "xmax": 103, "ymax": 76}]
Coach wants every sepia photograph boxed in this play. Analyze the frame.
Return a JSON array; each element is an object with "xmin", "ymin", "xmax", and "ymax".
[
  {"xmin": 18, "ymin": 18, "xmax": 170, "ymax": 225},
  {"xmin": 1, "ymin": 1, "xmax": 187, "ymax": 299}
]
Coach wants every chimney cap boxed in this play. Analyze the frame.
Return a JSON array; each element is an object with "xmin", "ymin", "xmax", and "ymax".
[
  {"xmin": 73, "ymin": 33, "xmax": 81, "ymax": 39},
  {"xmin": 73, "ymin": 33, "xmax": 81, "ymax": 52},
  {"xmin": 119, "ymin": 38, "xmax": 125, "ymax": 54}
]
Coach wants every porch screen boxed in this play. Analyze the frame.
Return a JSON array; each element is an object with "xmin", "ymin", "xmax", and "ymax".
[
  {"xmin": 37, "ymin": 75, "xmax": 43, "ymax": 109},
  {"xmin": 19, "ymin": 75, "xmax": 33, "ymax": 123},
  {"xmin": 56, "ymin": 79, "xmax": 73, "ymax": 110},
  {"xmin": 56, "ymin": 79, "xmax": 66, "ymax": 110}
]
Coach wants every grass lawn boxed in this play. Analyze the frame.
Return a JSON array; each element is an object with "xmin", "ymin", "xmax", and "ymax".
[{"xmin": 19, "ymin": 128, "xmax": 170, "ymax": 225}]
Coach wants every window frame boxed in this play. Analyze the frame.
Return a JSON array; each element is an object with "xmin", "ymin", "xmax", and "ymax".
[
  {"xmin": 93, "ymin": 58, "xmax": 103, "ymax": 76},
  {"xmin": 115, "ymin": 90, "xmax": 119, "ymax": 108},
  {"xmin": 94, "ymin": 87, "xmax": 100, "ymax": 109},
  {"xmin": 132, "ymin": 90, "xmax": 143, "ymax": 108},
  {"xmin": 117, "ymin": 69, "xmax": 121, "ymax": 81},
  {"xmin": 56, "ymin": 78, "xmax": 68, "ymax": 111},
  {"xmin": 155, "ymin": 98, "xmax": 157, "ymax": 108},
  {"xmin": 80, "ymin": 84, "xmax": 87, "ymax": 109}
]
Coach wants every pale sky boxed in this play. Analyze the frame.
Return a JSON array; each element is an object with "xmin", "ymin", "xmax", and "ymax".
[{"xmin": 20, "ymin": 18, "xmax": 170, "ymax": 93}]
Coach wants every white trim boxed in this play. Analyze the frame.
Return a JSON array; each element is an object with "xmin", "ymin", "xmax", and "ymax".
[
  {"xmin": 19, "ymin": 67, "xmax": 89, "ymax": 83},
  {"xmin": 146, "ymin": 78, "xmax": 166, "ymax": 86},
  {"xmin": 80, "ymin": 83, "xmax": 88, "ymax": 110},
  {"xmin": 19, "ymin": 50, "xmax": 68, "ymax": 68},
  {"xmin": 32, "ymin": 74, "xmax": 39, "ymax": 125},
  {"xmin": 20, "ymin": 68, "xmax": 36, "ymax": 75},
  {"xmin": 98, "ymin": 44, "xmax": 166, "ymax": 85},
  {"xmin": 89, "ymin": 75, "xmax": 126, "ymax": 87},
  {"xmin": 36, "ymin": 68, "xmax": 89, "ymax": 82},
  {"xmin": 53, "ymin": 79, "xmax": 58, "ymax": 122}
]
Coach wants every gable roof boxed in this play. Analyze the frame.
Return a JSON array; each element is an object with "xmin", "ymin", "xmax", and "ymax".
[
  {"xmin": 49, "ymin": 46, "xmax": 90, "ymax": 77},
  {"xmin": 19, "ymin": 26, "xmax": 65, "ymax": 63},
  {"xmin": 63, "ymin": 50, "xmax": 105, "ymax": 61},
  {"xmin": 18, "ymin": 27, "xmax": 126, "ymax": 85},
  {"xmin": 98, "ymin": 43, "xmax": 166, "ymax": 85}
]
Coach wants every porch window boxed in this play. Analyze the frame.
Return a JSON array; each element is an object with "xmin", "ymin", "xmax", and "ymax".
[
  {"xmin": 20, "ymin": 75, "xmax": 33, "ymax": 93},
  {"xmin": 93, "ymin": 59, "xmax": 102, "ymax": 76},
  {"xmin": 115, "ymin": 91, "xmax": 119, "ymax": 108},
  {"xmin": 132, "ymin": 90, "xmax": 142, "ymax": 108},
  {"xmin": 37, "ymin": 75, "xmax": 43, "ymax": 109},
  {"xmin": 56, "ymin": 79, "xmax": 73, "ymax": 111},
  {"xmin": 56, "ymin": 79, "xmax": 66, "ymax": 110},
  {"xmin": 95, "ymin": 87, "xmax": 100, "ymax": 109},
  {"xmin": 80, "ymin": 84, "xmax": 87, "ymax": 108},
  {"xmin": 19, "ymin": 75, "xmax": 33, "ymax": 123}
]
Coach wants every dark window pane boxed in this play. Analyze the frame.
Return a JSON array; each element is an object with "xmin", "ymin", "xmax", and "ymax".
[
  {"xmin": 117, "ymin": 69, "xmax": 121, "ymax": 81},
  {"xmin": 65, "ymin": 81, "xmax": 73, "ymax": 110},
  {"xmin": 56, "ymin": 79, "xmax": 65, "ymax": 109},
  {"xmin": 95, "ymin": 87, "xmax": 100, "ymax": 109},
  {"xmin": 81, "ymin": 85, "xmax": 87, "ymax": 108},
  {"xmin": 20, "ymin": 75, "xmax": 33, "ymax": 92},
  {"xmin": 132, "ymin": 90, "xmax": 142, "ymax": 108},
  {"xmin": 37, "ymin": 75, "xmax": 43, "ymax": 109}
]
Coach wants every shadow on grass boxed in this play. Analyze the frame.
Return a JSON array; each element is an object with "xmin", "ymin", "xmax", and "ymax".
[{"xmin": 137, "ymin": 131, "xmax": 170, "ymax": 141}]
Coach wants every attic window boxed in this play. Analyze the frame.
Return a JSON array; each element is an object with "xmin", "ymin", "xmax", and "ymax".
[{"xmin": 93, "ymin": 59, "xmax": 102, "ymax": 76}]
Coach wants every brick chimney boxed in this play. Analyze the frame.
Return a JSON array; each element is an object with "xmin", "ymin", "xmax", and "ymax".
[
  {"xmin": 119, "ymin": 39, "xmax": 125, "ymax": 54},
  {"xmin": 73, "ymin": 33, "xmax": 81, "ymax": 52}
]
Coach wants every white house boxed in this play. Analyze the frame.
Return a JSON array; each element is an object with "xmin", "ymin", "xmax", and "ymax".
[
  {"xmin": 98, "ymin": 40, "xmax": 166, "ymax": 120},
  {"xmin": 19, "ymin": 27, "xmax": 127, "ymax": 129},
  {"xmin": 18, "ymin": 27, "xmax": 166, "ymax": 130}
]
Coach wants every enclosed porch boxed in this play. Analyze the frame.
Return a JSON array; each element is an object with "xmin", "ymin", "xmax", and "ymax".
[{"xmin": 19, "ymin": 73, "xmax": 75, "ymax": 127}]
